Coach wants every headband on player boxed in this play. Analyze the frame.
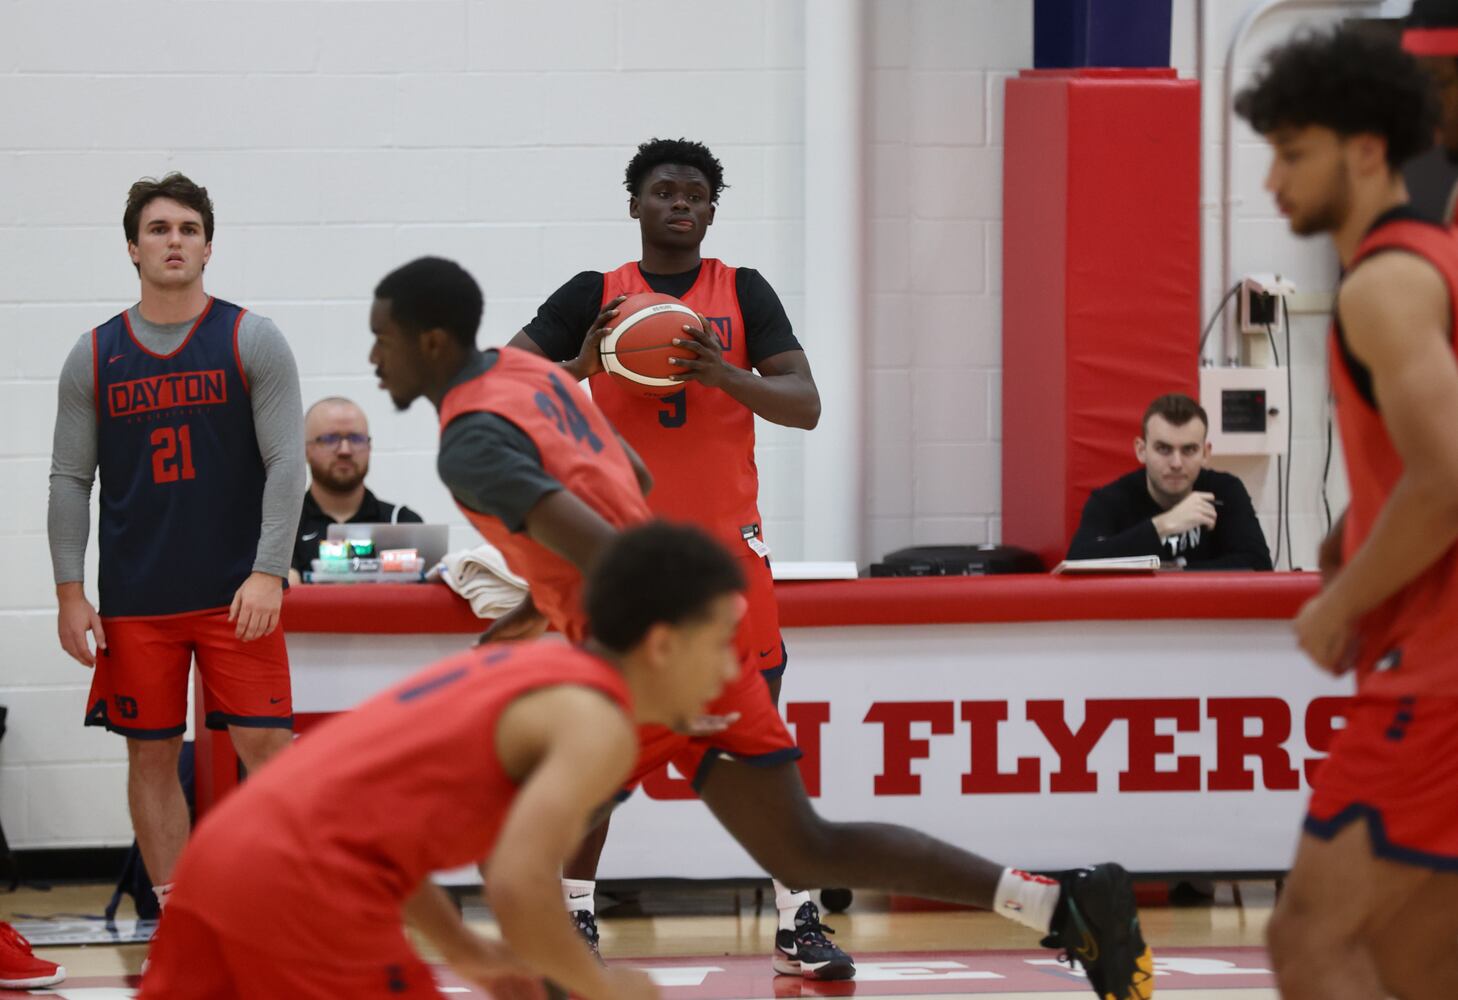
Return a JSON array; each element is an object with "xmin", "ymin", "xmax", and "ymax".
[{"xmin": 1404, "ymin": 26, "xmax": 1458, "ymax": 56}]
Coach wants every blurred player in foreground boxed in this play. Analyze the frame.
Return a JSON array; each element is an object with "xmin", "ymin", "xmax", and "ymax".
[
  {"xmin": 139, "ymin": 522, "xmax": 745, "ymax": 1000},
  {"xmin": 1238, "ymin": 25, "xmax": 1458, "ymax": 1000}
]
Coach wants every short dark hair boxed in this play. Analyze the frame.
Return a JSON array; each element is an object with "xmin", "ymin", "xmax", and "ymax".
[
  {"xmin": 374, "ymin": 257, "xmax": 483, "ymax": 347},
  {"xmin": 1142, "ymin": 393, "xmax": 1208, "ymax": 436},
  {"xmin": 124, "ymin": 172, "xmax": 215, "ymax": 244},
  {"xmin": 586, "ymin": 521, "xmax": 746, "ymax": 653},
  {"xmin": 624, "ymin": 138, "xmax": 728, "ymax": 202},
  {"xmin": 1234, "ymin": 26, "xmax": 1436, "ymax": 168}
]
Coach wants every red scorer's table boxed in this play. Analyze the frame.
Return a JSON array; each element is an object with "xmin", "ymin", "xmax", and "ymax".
[{"xmin": 194, "ymin": 573, "xmax": 1344, "ymax": 876}]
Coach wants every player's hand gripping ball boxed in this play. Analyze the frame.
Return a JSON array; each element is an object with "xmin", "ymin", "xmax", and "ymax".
[{"xmin": 598, "ymin": 292, "xmax": 703, "ymax": 398}]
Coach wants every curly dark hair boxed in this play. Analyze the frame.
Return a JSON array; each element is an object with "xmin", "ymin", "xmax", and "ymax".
[
  {"xmin": 1235, "ymin": 26, "xmax": 1436, "ymax": 168},
  {"xmin": 623, "ymin": 138, "xmax": 727, "ymax": 202}
]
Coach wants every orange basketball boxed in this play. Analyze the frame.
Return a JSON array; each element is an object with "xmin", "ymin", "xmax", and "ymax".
[{"xmin": 598, "ymin": 292, "xmax": 702, "ymax": 398}]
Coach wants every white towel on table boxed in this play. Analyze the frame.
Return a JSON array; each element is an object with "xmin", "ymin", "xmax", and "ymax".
[{"xmin": 429, "ymin": 544, "xmax": 529, "ymax": 619}]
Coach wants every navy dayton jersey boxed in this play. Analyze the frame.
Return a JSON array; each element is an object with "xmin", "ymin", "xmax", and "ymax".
[{"xmin": 93, "ymin": 298, "xmax": 265, "ymax": 617}]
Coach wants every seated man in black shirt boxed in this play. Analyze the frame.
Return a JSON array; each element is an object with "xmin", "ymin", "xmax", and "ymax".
[
  {"xmin": 1066, "ymin": 393, "xmax": 1273, "ymax": 570},
  {"xmin": 290, "ymin": 396, "xmax": 423, "ymax": 582}
]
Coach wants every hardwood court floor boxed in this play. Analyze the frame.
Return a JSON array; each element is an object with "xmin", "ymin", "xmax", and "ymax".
[{"xmin": 2, "ymin": 882, "xmax": 1281, "ymax": 998}]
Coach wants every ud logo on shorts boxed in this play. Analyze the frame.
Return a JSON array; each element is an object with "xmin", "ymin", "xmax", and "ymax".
[{"xmin": 1375, "ymin": 647, "xmax": 1403, "ymax": 673}]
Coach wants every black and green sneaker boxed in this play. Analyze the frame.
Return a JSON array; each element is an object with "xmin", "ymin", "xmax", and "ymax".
[{"xmin": 1040, "ymin": 863, "xmax": 1154, "ymax": 999}]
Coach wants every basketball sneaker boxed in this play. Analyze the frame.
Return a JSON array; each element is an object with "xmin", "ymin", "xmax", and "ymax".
[
  {"xmin": 1039, "ymin": 863, "xmax": 1153, "ymax": 1000},
  {"xmin": 773, "ymin": 900, "xmax": 855, "ymax": 980},
  {"xmin": 0, "ymin": 922, "xmax": 65, "ymax": 989},
  {"xmin": 570, "ymin": 909, "xmax": 604, "ymax": 964}
]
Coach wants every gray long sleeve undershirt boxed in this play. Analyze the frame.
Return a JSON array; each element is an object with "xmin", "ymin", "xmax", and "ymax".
[{"xmin": 47, "ymin": 304, "xmax": 306, "ymax": 586}]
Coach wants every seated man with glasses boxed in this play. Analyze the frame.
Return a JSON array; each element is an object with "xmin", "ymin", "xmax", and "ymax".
[{"xmin": 290, "ymin": 396, "xmax": 423, "ymax": 584}]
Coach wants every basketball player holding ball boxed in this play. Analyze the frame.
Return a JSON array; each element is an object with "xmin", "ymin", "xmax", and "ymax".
[{"xmin": 507, "ymin": 138, "xmax": 838, "ymax": 976}]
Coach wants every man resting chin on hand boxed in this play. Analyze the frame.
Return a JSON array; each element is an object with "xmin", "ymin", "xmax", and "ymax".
[{"xmin": 1066, "ymin": 394, "xmax": 1273, "ymax": 571}]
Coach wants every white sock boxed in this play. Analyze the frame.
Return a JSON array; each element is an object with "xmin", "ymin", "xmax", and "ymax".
[
  {"xmin": 562, "ymin": 878, "xmax": 596, "ymax": 915},
  {"xmin": 153, "ymin": 882, "xmax": 174, "ymax": 911},
  {"xmin": 993, "ymin": 868, "xmax": 1061, "ymax": 933},
  {"xmin": 772, "ymin": 879, "xmax": 812, "ymax": 931}
]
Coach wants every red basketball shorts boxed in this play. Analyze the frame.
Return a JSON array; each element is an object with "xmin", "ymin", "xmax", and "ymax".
[
  {"xmin": 138, "ymin": 905, "xmax": 443, "ymax": 1000},
  {"xmin": 617, "ymin": 547, "xmax": 797, "ymax": 792},
  {"xmin": 740, "ymin": 549, "xmax": 788, "ymax": 681},
  {"xmin": 1305, "ymin": 695, "xmax": 1458, "ymax": 870},
  {"xmin": 85, "ymin": 609, "xmax": 292, "ymax": 739},
  {"xmin": 627, "ymin": 656, "xmax": 801, "ymax": 794}
]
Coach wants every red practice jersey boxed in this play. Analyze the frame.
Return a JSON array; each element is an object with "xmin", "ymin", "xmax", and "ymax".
[
  {"xmin": 167, "ymin": 643, "xmax": 632, "ymax": 964},
  {"xmin": 439, "ymin": 348, "xmax": 651, "ymax": 643},
  {"xmin": 1331, "ymin": 208, "xmax": 1458, "ymax": 696},
  {"xmin": 594, "ymin": 260, "xmax": 760, "ymax": 546}
]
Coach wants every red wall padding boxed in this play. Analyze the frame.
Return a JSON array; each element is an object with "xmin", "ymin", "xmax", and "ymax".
[{"xmin": 1002, "ymin": 69, "xmax": 1201, "ymax": 567}]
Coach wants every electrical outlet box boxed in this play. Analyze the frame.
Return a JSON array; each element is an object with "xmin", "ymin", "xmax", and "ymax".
[
  {"xmin": 1199, "ymin": 367, "xmax": 1289, "ymax": 456},
  {"xmin": 1239, "ymin": 273, "xmax": 1297, "ymax": 334},
  {"xmin": 1240, "ymin": 287, "xmax": 1277, "ymax": 332}
]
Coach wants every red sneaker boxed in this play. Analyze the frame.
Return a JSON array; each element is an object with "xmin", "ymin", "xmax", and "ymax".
[{"xmin": 0, "ymin": 921, "xmax": 65, "ymax": 988}]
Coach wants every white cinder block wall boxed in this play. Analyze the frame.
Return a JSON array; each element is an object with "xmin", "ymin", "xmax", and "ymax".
[
  {"xmin": 865, "ymin": 0, "xmax": 1028, "ymax": 559},
  {"xmin": 0, "ymin": 0, "xmax": 1388, "ymax": 847},
  {"xmin": 0, "ymin": 0, "xmax": 809, "ymax": 849}
]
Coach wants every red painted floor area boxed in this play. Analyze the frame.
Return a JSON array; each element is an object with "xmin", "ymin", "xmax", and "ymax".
[{"xmin": 4, "ymin": 947, "xmax": 1273, "ymax": 997}]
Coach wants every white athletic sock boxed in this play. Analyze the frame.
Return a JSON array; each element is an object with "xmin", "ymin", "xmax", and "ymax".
[
  {"xmin": 153, "ymin": 881, "xmax": 174, "ymax": 911},
  {"xmin": 773, "ymin": 879, "xmax": 812, "ymax": 931},
  {"xmin": 562, "ymin": 878, "xmax": 596, "ymax": 915},
  {"xmin": 993, "ymin": 868, "xmax": 1061, "ymax": 934}
]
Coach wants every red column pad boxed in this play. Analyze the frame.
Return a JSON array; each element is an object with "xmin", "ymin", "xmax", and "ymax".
[{"xmin": 1003, "ymin": 69, "xmax": 1200, "ymax": 567}]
